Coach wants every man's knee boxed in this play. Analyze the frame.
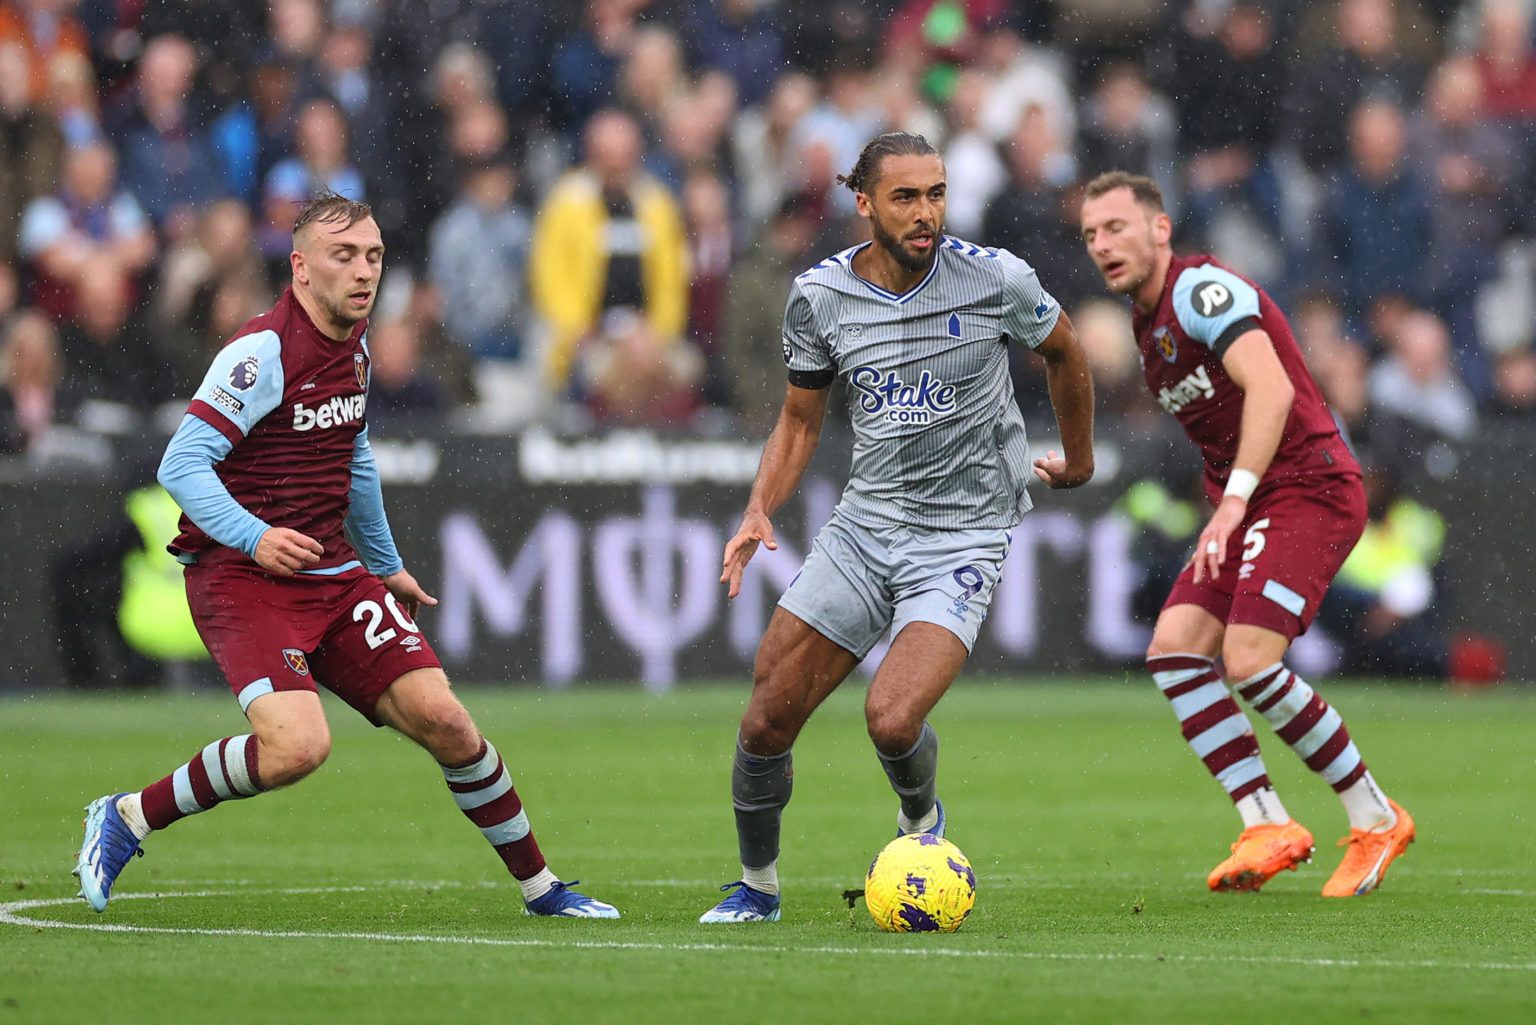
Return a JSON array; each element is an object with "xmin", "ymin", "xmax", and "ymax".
[
  {"xmin": 256, "ymin": 719, "xmax": 332, "ymax": 786},
  {"xmin": 866, "ymin": 709, "xmax": 921, "ymax": 756}
]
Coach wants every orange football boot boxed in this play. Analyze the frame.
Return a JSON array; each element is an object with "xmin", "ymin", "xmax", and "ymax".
[
  {"xmin": 1207, "ymin": 819, "xmax": 1315, "ymax": 892},
  {"xmin": 1322, "ymin": 799, "xmax": 1415, "ymax": 897}
]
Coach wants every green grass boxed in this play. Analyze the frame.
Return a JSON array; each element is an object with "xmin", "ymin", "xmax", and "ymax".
[{"xmin": 2, "ymin": 678, "xmax": 1532, "ymax": 1025}]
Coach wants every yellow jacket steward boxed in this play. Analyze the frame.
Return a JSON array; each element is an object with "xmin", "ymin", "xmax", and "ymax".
[
  {"xmin": 529, "ymin": 169, "xmax": 689, "ymax": 386},
  {"xmin": 119, "ymin": 485, "xmax": 207, "ymax": 661}
]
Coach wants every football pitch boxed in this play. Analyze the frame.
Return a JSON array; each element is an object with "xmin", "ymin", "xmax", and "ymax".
[{"xmin": 2, "ymin": 678, "xmax": 1532, "ymax": 1025}]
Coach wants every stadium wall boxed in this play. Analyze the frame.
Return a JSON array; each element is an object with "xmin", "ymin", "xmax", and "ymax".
[{"xmin": 1, "ymin": 423, "xmax": 1523, "ymax": 690}]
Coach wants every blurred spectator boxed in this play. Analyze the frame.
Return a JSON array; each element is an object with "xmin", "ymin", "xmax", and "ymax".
[
  {"xmin": 259, "ymin": 98, "xmax": 365, "ymax": 276},
  {"xmin": 1283, "ymin": 0, "xmax": 1428, "ymax": 176},
  {"xmin": 1490, "ymin": 345, "xmax": 1536, "ymax": 418},
  {"xmin": 789, "ymin": 63, "xmax": 884, "ymax": 212},
  {"xmin": 392, "ymin": 43, "xmax": 500, "ymax": 261},
  {"xmin": 974, "ymin": 27, "xmax": 1075, "ymax": 152},
  {"xmin": 208, "ymin": 54, "xmax": 302, "ymax": 206},
  {"xmin": 1317, "ymin": 99, "xmax": 1430, "ymax": 319},
  {"xmin": 134, "ymin": 0, "xmax": 266, "ymax": 113},
  {"xmin": 16, "ymin": 138, "xmax": 155, "ymax": 319},
  {"xmin": 677, "ymin": 0, "xmax": 786, "ymax": 107},
  {"xmin": 883, "ymin": 0, "xmax": 1010, "ymax": 106},
  {"xmin": 575, "ymin": 307, "xmax": 702, "ymax": 427},
  {"xmin": 940, "ymin": 68, "xmax": 1005, "ymax": 239},
  {"xmin": 1472, "ymin": 0, "xmax": 1536, "ymax": 121},
  {"xmin": 55, "ymin": 254, "xmax": 163, "ymax": 408},
  {"xmin": 650, "ymin": 72, "xmax": 739, "ymax": 192},
  {"xmin": 318, "ymin": 23, "xmax": 395, "ymax": 199},
  {"xmin": 105, "ymin": 33, "xmax": 222, "ymax": 237},
  {"xmin": 1161, "ymin": 1, "xmax": 1286, "ymax": 256},
  {"xmin": 265, "ymin": 0, "xmax": 327, "ymax": 96},
  {"xmin": 1368, "ymin": 308, "xmax": 1478, "ymax": 444},
  {"xmin": 0, "ymin": 38, "xmax": 64, "ymax": 263},
  {"xmin": 1078, "ymin": 63, "xmax": 1179, "ymax": 218},
  {"xmin": 1069, "ymin": 297, "xmax": 1153, "ymax": 424},
  {"xmin": 682, "ymin": 169, "xmax": 734, "ymax": 407},
  {"xmin": 551, "ymin": 0, "xmax": 640, "ymax": 131},
  {"xmin": 40, "ymin": 46, "xmax": 102, "ymax": 146},
  {"xmin": 1292, "ymin": 290, "xmax": 1374, "ymax": 448},
  {"xmin": 1410, "ymin": 53, "xmax": 1517, "ymax": 400},
  {"xmin": 529, "ymin": 108, "xmax": 689, "ymax": 389},
  {"xmin": 780, "ymin": 0, "xmax": 886, "ymax": 76},
  {"xmin": 427, "ymin": 149, "xmax": 532, "ymax": 361},
  {"xmin": 152, "ymin": 197, "xmax": 271, "ymax": 395},
  {"xmin": 363, "ymin": 316, "xmax": 447, "ymax": 433},
  {"xmin": 1318, "ymin": 459, "xmax": 1448, "ymax": 679},
  {"xmin": 868, "ymin": 63, "xmax": 945, "ymax": 152},
  {"xmin": 619, "ymin": 23, "xmax": 688, "ymax": 141},
  {"xmin": 0, "ymin": 0, "xmax": 92, "ymax": 104},
  {"xmin": 0, "ymin": 306, "xmax": 73, "ymax": 453},
  {"xmin": 732, "ymin": 70, "xmax": 818, "ymax": 232},
  {"xmin": 981, "ymin": 105, "xmax": 1097, "ymax": 312},
  {"xmin": 724, "ymin": 193, "xmax": 821, "ymax": 433}
]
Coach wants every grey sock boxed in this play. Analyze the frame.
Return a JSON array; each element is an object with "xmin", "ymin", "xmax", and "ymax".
[
  {"xmin": 877, "ymin": 721, "xmax": 938, "ymax": 823},
  {"xmin": 732, "ymin": 740, "xmax": 793, "ymax": 870}
]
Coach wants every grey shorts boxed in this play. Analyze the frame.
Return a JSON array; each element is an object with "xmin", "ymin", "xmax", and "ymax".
[{"xmin": 777, "ymin": 510, "xmax": 1012, "ymax": 659}]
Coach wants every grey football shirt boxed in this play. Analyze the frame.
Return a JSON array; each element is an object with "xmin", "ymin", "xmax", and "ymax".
[{"xmin": 782, "ymin": 236, "xmax": 1062, "ymax": 530}]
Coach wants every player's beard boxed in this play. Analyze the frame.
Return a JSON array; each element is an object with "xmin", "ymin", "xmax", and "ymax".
[
  {"xmin": 869, "ymin": 207, "xmax": 939, "ymax": 275},
  {"xmin": 316, "ymin": 288, "xmax": 371, "ymax": 331}
]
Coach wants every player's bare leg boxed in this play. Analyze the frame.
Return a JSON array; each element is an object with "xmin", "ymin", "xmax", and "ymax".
[
  {"xmin": 866, "ymin": 622, "xmax": 968, "ymax": 838},
  {"xmin": 74, "ymin": 690, "xmax": 323, "ymax": 912},
  {"xmin": 1146, "ymin": 604, "xmax": 1312, "ymax": 890},
  {"xmin": 1223, "ymin": 624, "xmax": 1413, "ymax": 896},
  {"xmin": 374, "ymin": 667, "xmax": 618, "ymax": 917},
  {"xmin": 701, "ymin": 609, "xmax": 858, "ymax": 922}
]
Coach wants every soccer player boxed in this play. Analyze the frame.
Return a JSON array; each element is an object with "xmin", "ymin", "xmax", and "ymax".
[
  {"xmin": 699, "ymin": 132, "xmax": 1096, "ymax": 923},
  {"xmin": 1078, "ymin": 171, "xmax": 1415, "ymax": 896},
  {"xmin": 72, "ymin": 193, "xmax": 619, "ymax": 919}
]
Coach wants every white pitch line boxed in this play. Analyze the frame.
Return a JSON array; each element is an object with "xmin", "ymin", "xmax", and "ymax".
[{"xmin": 3, "ymin": 889, "xmax": 1533, "ymax": 973}]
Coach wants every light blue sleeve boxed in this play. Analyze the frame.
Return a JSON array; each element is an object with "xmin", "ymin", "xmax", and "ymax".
[
  {"xmin": 1171, "ymin": 266, "xmax": 1262, "ymax": 349},
  {"xmin": 191, "ymin": 330, "xmax": 286, "ymax": 435},
  {"xmin": 157, "ymin": 416, "xmax": 271, "ymax": 556},
  {"xmin": 995, "ymin": 248, "xmax": 1062, "ymax": 350},
  {"xmin": 17, "ymin": 197, "xmax": 68, "ymax": 258},
  {"xmin": 344, "ymin": 425, "xmax": 404, "ymax": 576},
  {"xmin": 781, "ymin": 278, "xmax": 835, "ymax": 376}
]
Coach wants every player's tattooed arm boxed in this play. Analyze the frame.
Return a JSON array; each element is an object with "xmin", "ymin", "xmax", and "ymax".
[
  {"xmin": 1192, "ymin": 329, "xmax": 1294, "ymax": 583},
  {"xmin": 1032, "ymin": 311, "xmax": 1095, "ymax": 489},
  {"xmin": 721, "ymin": 382, "xmax": 831, "ymax": 599}
]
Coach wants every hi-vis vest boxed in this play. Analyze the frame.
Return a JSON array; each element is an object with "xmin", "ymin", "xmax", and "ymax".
[{"xmin": 118, "ymin": 485, "xmax": 208, "ymax": 660}]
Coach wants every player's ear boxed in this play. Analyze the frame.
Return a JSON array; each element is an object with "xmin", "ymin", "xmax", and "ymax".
[
  {"xmin": 854, "ymin": 190, "xmax": 873, "ymax": 219},
  {"xmin": 290, "ymin": 248, "xmax": 307, "ymax": 284},
  {"xmin": 1152, "ymin": 212, "xmax": 1173, "ymax": 245}
]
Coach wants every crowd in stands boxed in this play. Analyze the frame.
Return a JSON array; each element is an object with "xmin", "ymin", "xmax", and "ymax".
[{"xmin": 2, "ymin": 0, "xmax": 1535, "ymax": 455}]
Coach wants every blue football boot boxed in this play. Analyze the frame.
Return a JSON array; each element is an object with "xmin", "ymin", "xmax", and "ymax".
[{"xmin": 73, "ymin": 794, "xmax": 144, "ymax": 913}]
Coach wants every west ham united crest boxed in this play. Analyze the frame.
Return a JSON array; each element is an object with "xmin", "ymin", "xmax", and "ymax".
[
  {"xmin": 282, "ymin": 648, "xmax": 310, "ymax": 676},
  {"xmin": 1154, "ymin": 326, "xmax": 1177, "ymax": 363},
  {"xmin": 354, "ymin": 352, "xmax": 370, "ymax": 389}
]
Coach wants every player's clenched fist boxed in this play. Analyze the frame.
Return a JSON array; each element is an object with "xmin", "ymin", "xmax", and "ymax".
[{"xmin": 254, "ymin": 527, "xmax": 324, "ymax": 576}]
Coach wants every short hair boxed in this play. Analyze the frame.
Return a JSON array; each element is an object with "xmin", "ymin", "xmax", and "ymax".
[
  {"xmin": 836, "ymin": 131, "xmax": 939, "ymax": 194},
  {"xmin": 1083, "ymin": 171, "xmax": 1165, "ymax": 212},
  {"xmin": 292, "ymin": 190, "xmax": 374, "ymax": 242}
]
